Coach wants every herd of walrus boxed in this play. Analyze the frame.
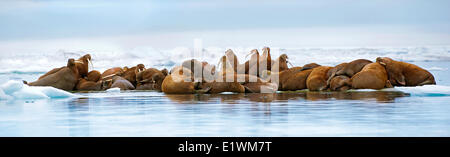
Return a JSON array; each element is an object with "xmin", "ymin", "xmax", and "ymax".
[{"xmin": 23, "ymin": 47, "xmax": 436, "ymax": 94}]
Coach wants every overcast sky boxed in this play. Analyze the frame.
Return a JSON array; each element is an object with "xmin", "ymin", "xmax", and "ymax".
[{"xmin": 1, "ymin": 0, "xmax": 450, "ymax": 46}]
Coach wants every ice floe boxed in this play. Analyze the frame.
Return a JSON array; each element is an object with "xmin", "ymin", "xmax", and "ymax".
[
  {"xmin": 106, "ymin": 87, "xmax": 121, "ymax": 93},
  {"xmin": 0, "ymin": 80, "xmax": 76, "ymax": 99},
  {"xmin": 393, "ymin": 85, "xmax": 450, "ymax": 97}
]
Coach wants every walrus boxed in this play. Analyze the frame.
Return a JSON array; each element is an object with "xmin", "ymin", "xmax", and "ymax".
[
  {"xmin": 182, "ymin": 59, "xmax": 216, "ymax": 82},
  {"xmin": 326, "ymin": 62, "xmax": 348, "ymax": 86},
  {"xmin": 243, "ymin": 81, "xmax": 278, "ymax": 93},
  {"xmin": 376, "ymin": 57, "xmax": 436, "ymax": 86},
  {"xmin": 161, "ymin": 68, "xmax": 169, "ymax": 76},
  {"xmin": 27, "ymin": 59, "xmax": 80, "ymax": 91},
  {"xmin": 75, "ymin": 78, "xmax": 108, "ymax": 91},
  {"xmin": 260, "ymin": 66, "xmax": 303, "ymax": 89},
  {"xmin": 75, "ymin": 70, "xmax": 103, "ymax": 91},
  {"xmin": 182, "ymin": 59, "xmax": 204, "ymax": 78},
  {"xmin": 101, "ymin": 67, "xmax": 124, "ymax": 79},
  {"xmin": 221, "ymin": 70, "xmax": 279, "ymax": 93},
  {"xmin": 198, "ymin": 81, "xmax": 245, "ymax": 94},
  {"xmin": 300, "ymin": 63, "xmax": 321, "ymax": 71},
  {"xmin": 326, "ymin": 59, "xmax": 372, "ymax": 88},
  {"xmin": 265, "ymin": 63, "xmax": 320, "ymax": 91},
  {"xmin": 259, "ymin": 47, "xmax": 273, "ymax": 74},
  {"xmin": 270, "ymin": 54, "xmax": 291, "ymax": 73},
  {"xmin": 120, "ymin": 64, "xmax": 145, "ymax": 87},
  {"xmin": 306, "ymin": 66, "xmax": 333, "ymax": 91},
  {"xmin": 335, "ymin": 59, "xmax": 372, "ymax": 77},
  {"xmin": 329, "ymin": 75, "xmax": 351, "ymax": 91},
  {"xmin": 111, "ymin": 80, "xmax": 135, "ymax": 90},
  {"xmin": 103, "ymin": 76, "xmax": 135, "ymax": 90},
  {"xmin": 351, "ymin": 62, "xmax": 392, "ymax": 89},
  {"xmin": 75, "ymin": 54, "xmax": 92, "ymax": 78},
  {"xmin": 280, "ymin": 69, "xmax": 314, "ymax": 91},
  {"xmin": 38, "ymin": 67, "xmax": 65, "ymax": 80},
  {"xmin": 136, "ymin": 68, "xmax": 168, "ymax": 91},
  {"xmin": 223, "ymin": 49, "xmax": 240, "ymax": 72},
  {"xmin": 161, "ymin": 67, "xmax": 199, "ymax": 94},
  {"xmin": 240, "ymin": 49, "xmax": 260, "ymax": 76},
  {"xmin": 220, "ymin": 49, "xmax": 262, "ymax": 76},
  {"xmin": 87, "ymin": 70, "xmax": 101, "ymax": 82},
  {"xmin": 36, "ymin": 54, "xmax": 92, "ymax": 81},
  {"xmin": 218, "ymin": 55, "xmax": 239, "ymax": 76}
]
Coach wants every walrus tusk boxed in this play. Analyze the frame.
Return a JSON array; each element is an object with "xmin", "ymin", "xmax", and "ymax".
[
  {"xmin": 287, "ymin": 61, "xmax": 294, "ymax": 67},
  {"xmin": 88, "ymin": 58, "xmax": 93, "ymax": 71},
  {"xmin": 217, "ymin": 59, "xmax": 222, "ymax": 69},
  {"xmin": 326, "ymin": 72, "xmax": 336, "ymax": 87},
  {"xmin": 74, "ymin": 60, "xmax": 84, "ymax": 64},
  {"xmin": 139, "ymin": 79, "xmax": 152, "ymax": 83},
  {"xmin": 102, "ymin": 74, "xmax": 116, "ymax": 80}
]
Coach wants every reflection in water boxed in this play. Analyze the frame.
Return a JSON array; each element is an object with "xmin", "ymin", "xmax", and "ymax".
[
  {"xmin": 165, "ymin": 91, "xmax": 409, "ymax": 104},
  {"xmin": 65, "ymin": 98, "xmax": 91, "ymax": 136},
  {"xmin": 305, "ymin": 91, "xmax": 409, "ymax": 103},
  {"xmin": 1, "ymin": 90, "xmax": 449, "ymax": 137}
]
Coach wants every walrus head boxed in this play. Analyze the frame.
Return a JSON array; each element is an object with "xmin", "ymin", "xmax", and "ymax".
[
  {"xmin": 67, "ymin": 58, "xmax": 76, "ymax": 67},
  {"xmin": 161, "ymin": 68, "xmax": 168, "ymax": 76},
  {"xmin": 101, "ymin": 79, "xmax": 113, "ymax": 90},
  {"xmin": 151, "ymin": 73, "xmax": 166, "ymax": 90},
  {"xmin": 67, "ymin": 58, "xmax": 79, "ymax": 76},
  {"xmin": 246, "ymin": 49, "xmax": 260, "ymax": 60},
  {"xmin": 75, "ymin": 54, "xmax": 91, "ymax": 63},
  {"xmin": 135, "ymin": 64, "xmax": 146, "ymax": 73},
  {"xmin": 376, "ymin": 57, "xmax": 393, "ymax": 66},
  {"xmin": 376, "ymin": 57, "xmax": 406, "ymax": 86},
  {"xmin": 262, "ymin": 47, "xmax": 271, "ymax": 59},
  {"xmin": 225, "ymin": 49, "xmax": 239, "ymax": 65},
  {"xmin": 279, "ymin": 54, "xmax": 293, "ymax": 67},
  {"xmin": 75, "ymin": 54, "xmax": 93, "ymax": 76}
]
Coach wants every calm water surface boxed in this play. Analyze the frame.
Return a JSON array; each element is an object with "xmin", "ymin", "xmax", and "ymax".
[{"xmin": 0, "ymin": 61, "xmax": 449, "ymax": 136}]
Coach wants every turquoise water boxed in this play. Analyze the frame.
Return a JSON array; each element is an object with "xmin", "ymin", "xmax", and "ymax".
[{"xmin": 0, "ymin": 61, "xmax": 450, "ymax": 136}]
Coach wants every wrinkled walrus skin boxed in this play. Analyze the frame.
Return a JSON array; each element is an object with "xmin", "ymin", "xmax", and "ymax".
[
  {"xmin": 76, "ymin": 78, "xmax": 105, "ymax": 91},
  {"xmin": 351, "ymin": 62, "xmax": 392, "ymax": 90},
  {"xmin": 335, "ymin": 59, "xmax": 373, "ymax": 77},
  {"xmin": 329, "ymin": 75, "xmax": 351, "ymax": 91},
  {"xmin": 376, "ymin": 57, "xmax": 436, "ymax": 86},
  {"xmin": 306, "ymin": 66, "xmax": 332, "ymax": 91},
  {"xmin": 28, "ymin": 59, "xmax": 80, "ymax": 91},
  {"xmin": 162, "ymin": 67, "xmax": 197, "ymax": 94},
  {"xmin": 75, "ymin": 54, "xmax": 91, "ymax": 78},
  {"xmin": 101, "ymin": 67, "xmax": 124, "ymax": 79},
  {"xmin": 136, "ymin": 68, "xmax": 167, "ymax": 91}
]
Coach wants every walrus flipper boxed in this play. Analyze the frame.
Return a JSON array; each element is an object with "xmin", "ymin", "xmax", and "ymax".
[{"xmin": 195, "ymin": 86, "xmax": 212, "ymax": 94}]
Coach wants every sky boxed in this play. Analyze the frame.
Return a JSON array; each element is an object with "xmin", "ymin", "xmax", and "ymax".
[{"xmin": 1, "ymin": 0, "xmax": 450, "ymax": 47}]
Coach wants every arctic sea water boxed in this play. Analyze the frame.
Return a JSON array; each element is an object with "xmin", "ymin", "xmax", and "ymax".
[{"xmin": 1, "ymin": 47, "xmax": 450, "ymax": 136}]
